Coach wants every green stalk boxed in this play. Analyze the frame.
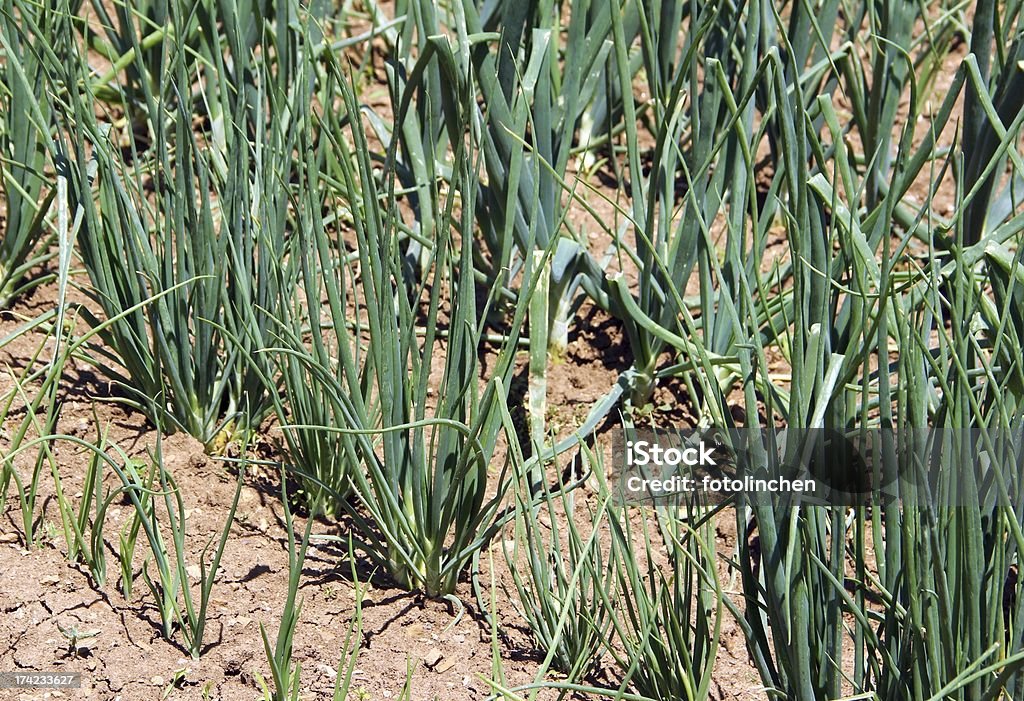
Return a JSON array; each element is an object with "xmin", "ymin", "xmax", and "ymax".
[
  {"xmin": 0, "ymin": 0, "xmax": 58, "ymax": 308},
  {"xmin": 528, "ymin": 249, "xmax": 550, "ymax": 452},
  {"xmin": 259, "ymin": 477, "xmax": 314, "ymax": 700}
]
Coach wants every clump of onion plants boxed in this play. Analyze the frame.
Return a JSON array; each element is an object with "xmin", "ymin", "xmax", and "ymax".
[
  {"xmin": 55, "ymin": 1, "xmax": 312, "ymax": 446},
  {"xmin": 270, "ymin": 49, "xmax": 536, "ymax": 597}
]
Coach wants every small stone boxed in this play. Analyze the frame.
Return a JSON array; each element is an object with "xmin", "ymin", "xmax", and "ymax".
[
  {"xmin": 0, "ymin": 532, "xmax": 19, "ymax": 543},
  {"xmin": 423, "ymin": 648, "xmax": 443, "ymax": 670},
  {"xmin": 150, "ymin": 676, "xmax": 164, "ymax": 687},
  {"xmin": 186, "ymin": 565, "xmax": 202, "ymax": 580}
]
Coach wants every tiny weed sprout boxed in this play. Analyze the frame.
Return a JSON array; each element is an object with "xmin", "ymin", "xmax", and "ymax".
[{"xmin": 56, "ymin": 622, "xmax": 100, "ymax": 659}]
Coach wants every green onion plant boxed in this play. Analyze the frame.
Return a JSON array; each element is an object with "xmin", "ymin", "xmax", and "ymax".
[
  {"xmin": 258, "ymin": 478, "xmax": 314, "ymax": 701},
  {"xmin": 270, "ymin": 47, "xmax": 534, "ymax": 597},
  {"xmin": 0, "ymin": 0, "xmax": 57, "ymax": 307},
  {"xmin": 53, "ymin": 0, "xmax": 315, "ymax": 445},
  {"xmin": 123, "ymin": 432, "xmax": 245, "ymax": 658},
  {"xmin": 504, "ymin": 441, "xmax": 617, "ymax": 681},
  {"xmin": 719, "ymin": 21, "xmax": 1024, "ymax": 699}
]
